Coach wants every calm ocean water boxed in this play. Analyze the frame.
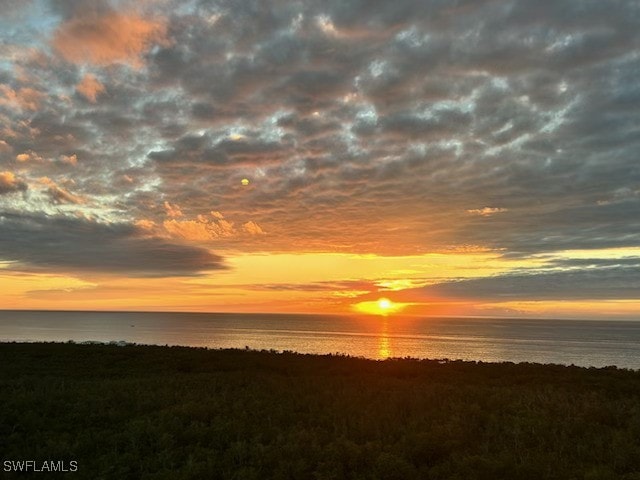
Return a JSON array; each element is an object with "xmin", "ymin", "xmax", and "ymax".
[{"xmin": 1, "ymin": 310, "xmax": 640, "ymax": 368}]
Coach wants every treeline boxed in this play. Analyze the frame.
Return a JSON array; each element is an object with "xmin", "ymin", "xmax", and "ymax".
[{"xmin": 1, "ymin": 342, "xmax": 640, "ymax": 479}]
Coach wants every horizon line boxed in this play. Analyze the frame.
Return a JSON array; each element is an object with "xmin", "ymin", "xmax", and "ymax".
[{"xmin": 0, "ymin": 308, "xmax": 638, "ymax": 323}]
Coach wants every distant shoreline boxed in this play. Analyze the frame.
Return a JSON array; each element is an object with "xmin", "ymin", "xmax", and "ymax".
[
  {"xmin": 0, "ymin": 340, "xmax": 637, "ymax": 371},
  {"xmin": 2, "ymin": 308, "xmax": 639, "ymax": 322}
]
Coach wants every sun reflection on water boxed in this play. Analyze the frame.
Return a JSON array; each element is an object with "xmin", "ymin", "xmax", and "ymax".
[{"xmin": 378, "ymin": 319, "xmax": 391, "ymax": 359}]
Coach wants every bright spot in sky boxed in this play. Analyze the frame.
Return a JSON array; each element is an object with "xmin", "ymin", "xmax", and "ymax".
[
  {"xmin": 354, "ymin": 297, "xmax": 407, "ymax": 316},
  {"xmin": 378, "ymin": 298, "xmax": 392, "ymax": 310},
  {"xmin": 241, "ymin": 178, "xmax": 250, "ymax": 186}
]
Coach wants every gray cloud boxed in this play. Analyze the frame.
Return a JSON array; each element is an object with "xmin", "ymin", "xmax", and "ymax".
[
  {"xmin": 549, "ymin": 257, "xmax": 640, "ymax": 268},
  {"xmin": 0, "ymin": 211, "xmax": 226, "ymax": 276},
  {"xmin": 0, "ymin": 0, "xmax": 33, "ymax": 17},
  {"xmin": 0, "ymin": 0, "xmax": 638, "ymax": 268},
  {"xmin": 455, "ymin": 199, "xmax": 640, "ymax": 257},
  {"xmin": 377, "ymin": 257, "xmax": 640, "ymax": 303}
]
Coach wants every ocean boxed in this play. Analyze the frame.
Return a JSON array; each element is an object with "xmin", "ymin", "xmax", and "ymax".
[{"xmin": 1, "ymin": 310, "xmax": 640, "ymax": 369}]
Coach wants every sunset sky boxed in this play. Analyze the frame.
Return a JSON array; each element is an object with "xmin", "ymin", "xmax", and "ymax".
[{"xmin": 0, "ymin": 0, "xmax": 639, "ymax": 319}]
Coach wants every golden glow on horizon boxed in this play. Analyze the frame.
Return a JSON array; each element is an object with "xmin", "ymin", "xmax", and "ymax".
[
  {"xmin": 376, "ymin": 279, "xmax": 427, "ymax": 291},
  {"xmin": 203, "ymin": 251, "xmax": 542, "ymax": 285},
  {"xmin": 0, "ymin": 250, "xmax": 638, "ymax": 317},
  {"xmin": 1, "ymin": 0, "xmax": 638, "ymax": 325},
  {"xmin": 479, "ymin": 300, "xmax": 640, "ymax": 318},
  {"xmin": 354, "ymin": 298, "xmax": 407, "ymax": 316}
]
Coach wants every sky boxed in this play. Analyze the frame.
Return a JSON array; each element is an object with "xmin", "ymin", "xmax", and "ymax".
[{"xmin": 0, "ymin": 0, "xmax": 639, "ymax": 319}]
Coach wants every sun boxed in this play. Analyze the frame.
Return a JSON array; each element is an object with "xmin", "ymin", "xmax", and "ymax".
[
  {"xmin": 378, "ymin": 298, "xmax": 392, "ymax": 310},
  {"xmin": 354, "ymin": 297, "xmax": 406, "ymax": 316}
]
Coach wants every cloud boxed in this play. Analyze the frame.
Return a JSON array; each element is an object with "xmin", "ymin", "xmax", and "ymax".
[
  {"xmin": 0, "ymin": 0, "xmax": 33, "ymax": 16},
  {"xmin": 76, "ymin": 74, "xmax": 105, "ymax": 102},
  {"xmin": 457, "ymin": 200, "xmax": 640, "ymax": 257},
  {"xmin": 148, "ymin": 133, "xmax": 293, "ymax": 169},
  {"xmin": 162, "ymin": 216, "xmax": 235, "ymax": 241},
  {"xmin": 0, "ymin": 0, "xmax": 638, "ymax": 267},
  {"xmin": 146, "ymin": 210, "xmax": 262, "ymax": 242},
  {"xmin": 59, "ymin": 154, "xmax": 78, "ymax": 166},
  {"xmin": 163, "ymin": 201, "xmax": 183, "ymax": 218},
  {"xmin": 162, "ymin": 218, "xmax": 216, "ymax": 241},
  {"xmin": 0, "ymin": 86, "xmax": 45, "ymax": 111},
  {"xmin": 0, "ymin": 171, "xmax": 27, "ymax": 195},
  {"xmin": 242, "ymin": 221, "xmax": 265, "ymax": 235},
  {"xmin": 414, "ymin": 261, "xmax": 640, "ymax": 301},
  {"xmin": 39, "ymin": 177, "xmax": 85, "ymax": 205},
  {"xmin": 15, "ymin": 151, "xmax": 45, "ymax": 163},
  {"xmin": 245, "ymin": 279, "xmax": 375, "ymax": 293},
  {"xmin": 467, "ymin": 207, "xmax": 508, "ymax": 216},
  {"xmin": 0, "ymin": 211, "xmax": 226, "ymax": 276},
  {"xmin": 52, "ymin": 10, "xmax": 168, "ymax": 67}
]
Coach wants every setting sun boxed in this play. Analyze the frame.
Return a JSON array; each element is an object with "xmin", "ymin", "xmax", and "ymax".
[
  {"xmin": 354, "ymin": 298, "xmax": 407, "ymax": 316},
  {"xmin": 378, "ymin": 298, "xmax": 392, "ymax": 310}
]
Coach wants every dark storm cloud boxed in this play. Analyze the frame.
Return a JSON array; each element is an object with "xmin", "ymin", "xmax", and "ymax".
[{"xmin": 0, "ymin": 211, "xmax": 226, "ymax": 276}]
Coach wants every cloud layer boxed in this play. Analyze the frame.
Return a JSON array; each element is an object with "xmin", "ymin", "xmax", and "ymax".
[
  {"xmin": 0, "ymin": 211, "xmax": 225, "ymax": 276},
  {"xmin": 419, "ymin": 260, "xmax": 640, "ymax": 301},
  {"xmin": 0, "ymin": 0, "xmax": 638, "ymax": 301}
]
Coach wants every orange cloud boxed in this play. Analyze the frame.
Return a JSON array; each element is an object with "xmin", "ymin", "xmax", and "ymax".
[
  {"xmin": 163, "ymin": 219, "xmax": 216, "ymax": 242},
  {"xmin": 163, "ymin": 217, "xmax": 235, "ymax": 241},
  {"xmin": 59, "ymin": 154, "xmax": 78, "ymax": 166},
  {"xmin": 52, "ymin": 11, "xmax": 168, "ymax": 67},
  {"xmin": 243, "ymin": 221, "xmax": 265, "ymax": 235},
  {"xmin": 0, "ymin": 85, "xmax": 44, "ymax": 111},
  {"xmin": 163, "ymin": 201, "xmax": 183, "ymax": 218},
  {"xmin": 76, "ymin": 74, "xmax": 105, "ymax": 102},
  {"xmin": 135, "ymin": 219, "xmax": 156, "ymax": 231},
  {"xmin": 0, "ymin": 171, "xmax": 27, "ymax": 194},
  {"xmin": 39, "ymin": 177, "xmax": 85, "ymax": 205},
  {"xmin": 137, "ymin": 210, "xmax": 242, "ymax": 242},
  {"xmin": 15, "ymin": 151, "xmax": 44, "ymax": 163}
]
